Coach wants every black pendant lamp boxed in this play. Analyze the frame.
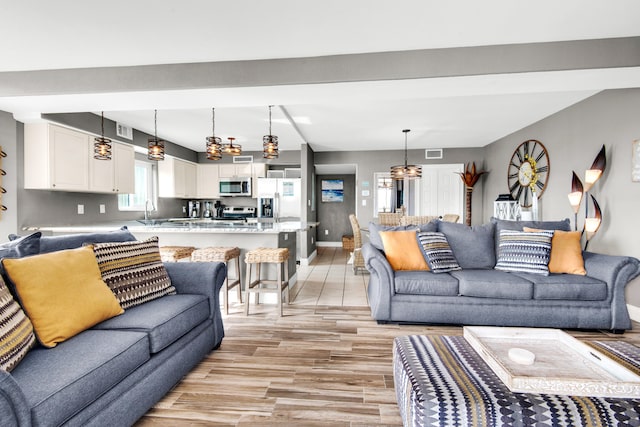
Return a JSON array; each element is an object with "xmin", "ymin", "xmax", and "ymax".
[
  {"xmin": 94, "ymin": 111, "xmax": 112, "ymax": 160},
  {"xmin": 390, "ymin": 129, "xmax": 421, "ymax": 180},
  {"xmin": 206, "ymin": 108, "xmax": 222, "ymax": 161},
  {"xmin": 263, "ymin": 105, "xmax": 279, "ymax": 159},
  {"xmin": 148, "ymin": 109, "xmax": 165, "ymax": 161}
]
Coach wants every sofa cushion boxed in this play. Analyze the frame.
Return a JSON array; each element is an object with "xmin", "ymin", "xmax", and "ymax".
[
  {"xmin": 0, "ymin": 232, "xmax": 41, "ymax": 276},
  {"xmin": 92, "ymin": 294, "xmax": 209, "ymax": 353},
  {"xmin": 379, "ymin": 230, "xmax": 429, "ymax": 271},
  {"xmin": 451, "ymin": 270, "xmax": 534, "ymax": 299},
  {"xmin": 9, "ymin": 226, "xmax": 137, "ymax": 254},
  {"xmin": 2, "ymin": 246, "xmax": 124, "ymax": 348},
  {"xmin": 394, "ymin": 271, "xmax": 459, "ymax": 296},
  {"xmin": 369, "ymin": 222, "xmax": 437, "ymax": 251},
  {"xmin": 10, "ymin": 329, "xmax": 149, "ymax": 427},
  {"xmin": 512, "ymin": 273, "xmax": 608, "ymax": 301},
  {"xmin": 495, "ymin": 230, "xmax": 553, "ymax": 276},
  {"xmin": 0, "ymin": 276, "xmax": 35, "ymax": 372},
  {"xmin": 437, "ymin": 221, "xmax": 496, "ymax": 269},
  {"xmin": 524, "ymin": 228, "xmax": 586, "ymax": 275},
  {"xmin": 416, "ymin": 232, "xmax": 461, "ymax": 273},
  {"xmin": 93, "ymin": 237, "xmax": 176, "ymax": 309},
  {"xmin": 491, "ymin": 217, "xmax": 570, "ymax": 258}
]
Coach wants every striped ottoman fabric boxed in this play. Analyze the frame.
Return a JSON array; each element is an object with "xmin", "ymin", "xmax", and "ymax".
[{"xmin": 393, "ymin": 335, "xmax": 640, "ymax": 427}]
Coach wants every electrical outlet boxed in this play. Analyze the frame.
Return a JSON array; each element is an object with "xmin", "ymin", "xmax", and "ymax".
[
  {"xmin": 77, "ymin": 204, "xmax": 84, "ymax": 215},
  {"xmin": 284, "ymin": 234, "xmax": 288, "ymax": 241},
  {"xmin": 99, "ymin": 204, "xmax": 106, "ymax": 214},
  {"xmin": 325, "ymin": 229, "xmax": 329, "ymax": 235},
  {"xmin": 311, "ymin": 237, "xmax": 314, "ymax": 244}
]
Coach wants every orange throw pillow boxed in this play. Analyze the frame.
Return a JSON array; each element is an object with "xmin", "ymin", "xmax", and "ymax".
[
  {"xmin": 523, "ymin": 227, "xmax": 586, "ymax": 275},
  {"xmin": 379, "ymin": 230, "xmax": 430, "ymax": 271}
]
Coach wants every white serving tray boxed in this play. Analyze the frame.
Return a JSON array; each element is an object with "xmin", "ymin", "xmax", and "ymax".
[{"xmin": 463, "ymin": 326, "xmax": 640, "ymax": 397}]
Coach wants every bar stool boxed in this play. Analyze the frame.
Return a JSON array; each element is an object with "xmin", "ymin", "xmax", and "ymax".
[
  {"xmin": 191, "ymin": 247, "xmax": 242, "ymax": 315},
  {"xmin": 159, "ymin": 246, "xmax": 195, "ymax": 262},
  {"xmin": 244, "ymin": 247, "xmax": 290, "ymax": 317}
]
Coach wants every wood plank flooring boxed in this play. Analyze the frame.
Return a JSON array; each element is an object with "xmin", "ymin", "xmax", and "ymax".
[{"xmin": 136, "ymin": 247, "xmax": 640, "ymax": 426}]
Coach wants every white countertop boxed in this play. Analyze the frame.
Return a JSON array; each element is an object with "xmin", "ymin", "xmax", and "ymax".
[{"xmin": 25, "ymin": 220, "xmax": 318, "ymax": 235}]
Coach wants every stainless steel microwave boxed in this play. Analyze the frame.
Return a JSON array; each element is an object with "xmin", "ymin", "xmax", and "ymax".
[{"xmin": 219, "ymin": 177, "xmax": 251, "ymax": 196}]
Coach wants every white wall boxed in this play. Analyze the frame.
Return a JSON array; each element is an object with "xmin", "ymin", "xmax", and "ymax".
[{"xmin": 481, "ymin": 89, "xmax": 640, "ymax": 306}]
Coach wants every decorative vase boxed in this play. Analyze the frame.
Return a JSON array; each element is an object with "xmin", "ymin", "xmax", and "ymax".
[{"xmin": 465, "ymin": 186, "xmax": 473, "ymax": 226}]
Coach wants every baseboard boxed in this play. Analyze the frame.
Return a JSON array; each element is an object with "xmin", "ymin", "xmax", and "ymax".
[
  {"xmin": 299, "ymin": 249, "xmax": 317, "ymax": 266},
  {"xmin": 316, "ymin": 241, "xmax": 342, "ymax": 247},
  {"xmin": 628, "ymin": 304, "xmax": 640, "ymax": 323}
]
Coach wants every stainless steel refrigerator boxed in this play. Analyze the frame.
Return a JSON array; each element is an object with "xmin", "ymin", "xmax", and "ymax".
[{"xmin": 256, "ymin": 178, "xmax": 302, "ymax": 222}]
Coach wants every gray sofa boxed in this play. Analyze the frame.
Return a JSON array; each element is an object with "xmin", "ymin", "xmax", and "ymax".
[
  {"xmin": 363, "ymin": 218, "xmax": 640, "ymax": 332},
  {"xmin": 0, "ymin": 229, "xmax": 226, "ymax": 427}
]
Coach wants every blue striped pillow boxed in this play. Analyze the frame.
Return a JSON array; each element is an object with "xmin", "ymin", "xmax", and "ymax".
[
  {"xmin": 417, "ymin": 232, "xmax": 461, "ymax": 273},
  {"xmin": 495, "ymin": 230, "xmax": 553, "ymax": 275}
]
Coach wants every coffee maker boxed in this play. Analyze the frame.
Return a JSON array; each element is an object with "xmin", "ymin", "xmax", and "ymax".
[
  {"xmin": 202, "ymin": 201, "xmax": 213, "ymax": 218},
  {"xmin": 188, "ymin": 200, "xmax": 200, "ymax": 218}
]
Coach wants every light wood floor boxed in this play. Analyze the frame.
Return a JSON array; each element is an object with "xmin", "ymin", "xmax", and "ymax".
[{"xmin": 137, "ymin": 247, "xmax": 640, "ymax": 426}]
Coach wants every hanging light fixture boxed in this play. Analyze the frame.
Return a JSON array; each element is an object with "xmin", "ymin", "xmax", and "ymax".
[
  {"xmin": 390, "ymin": 129, "xmax": 422, "ymax": 180},
  {"xmin": 222, "ymin": 137, "xmax": 242, "ymax": 156},
  {"xmin": 263, "ymin": 105, "xmax": 279, "ymax": 159},
  {"xmin": 94, "ymin": 111, "xmax": 112, "ymax": 160},
  {"xmin": 206, "ymin": 108, "xmax": 222, "ymax": 161},
  {"xmin": 148, "ymin": 109, "xmax": 165, "ymax": 161}
]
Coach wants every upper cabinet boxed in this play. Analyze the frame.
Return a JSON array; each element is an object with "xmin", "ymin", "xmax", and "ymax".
[
  {"xmin": 25, "ymin": 122, "xmax": 136, "ymax": 194},
  {"xmin": 25, "ymin": 123, "xmax": 90, "ymax": 191},
  {"xmin": 218, "ymin": 163, "xmax": 252, "ymax": 178},
  {"xmin": 197, "ymin": 164, "xmax": 220, "ymax": 199},
  {"xmin": 89, "ymin": 142, "xmax": 135, "ymax": 194},
  {"xmin": 158, "ymin": 157, "xmax": 197, "ymax": 198}
]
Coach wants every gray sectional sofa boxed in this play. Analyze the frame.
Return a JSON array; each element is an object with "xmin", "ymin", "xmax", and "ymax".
[
  {"xmin": 363, "ymin": 218, "xmax": 640, "ymax": 332},
  {"xmin": 0, "ymin": 228, "xmax": 226, "ymax": 427}
]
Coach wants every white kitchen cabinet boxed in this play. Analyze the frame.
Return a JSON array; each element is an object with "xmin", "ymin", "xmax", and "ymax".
[
  {"xmin": 197, "ymin": 164, "xmax": 220, "ymax": 198},
  {"xmin": 24, "ymin": 123, "xmax": 90, "ymax": 191},
  {"xmin": 251, "ymin": 163, "xmax": 267, "ymax": 197},
  {"xmin": 89, "ymin": 142, "xmax": 135, "ymax": 193},
  {"xmin": 218, "ymin": 163, "xmax": 252, "ymax": 178},
  {"xmin": 158, "ymin": 157, "xmax": 197, "ymax": 198}
]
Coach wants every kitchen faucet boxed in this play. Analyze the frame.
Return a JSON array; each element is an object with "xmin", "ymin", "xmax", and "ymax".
[{"xmin": 144, "ymin": 200, "xmax": 154, "ymax": 221}]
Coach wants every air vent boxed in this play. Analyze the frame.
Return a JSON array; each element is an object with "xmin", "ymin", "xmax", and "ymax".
[
  {"xmin": 425, "ymin": 149, "xmax": 443, "ymax": 160},
  {"xmin": 233, "ymin": 155, "xmax": 254, "ymax": 164},
  {"xmin": 116, "ymin": 122, "xmax": 133, "ymax": 140}
]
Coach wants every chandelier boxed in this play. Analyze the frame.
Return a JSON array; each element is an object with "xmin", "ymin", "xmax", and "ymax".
[
  {"xmin": 94, "ymin": 111, "xmax": 112, "ymax": 160},
  {"xmin": 205, "ymin": 108, "xmax": 222, "ymax": 160},
  {"xmin": 263, "ymin": 105, "xmax": 279, "ymax": 159},
  {"xmin": 390, "ymin": 129, "xmax": 422, "ymax": 180},
  {"xmin": 147, "ymin": 109, "xmax": 165, "ymax": 161},
  {"xmin": 222, "ymin": 137, "xmax": 242, "ymax": 156}
]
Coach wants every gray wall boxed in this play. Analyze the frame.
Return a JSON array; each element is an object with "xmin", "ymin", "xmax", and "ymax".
[
  {"xmin": 316, "ymin": 174, "xmax": 356, "ymax": 242},
  {"xmin": 0, "ymin": 111, "xmax": 18, "ymax": 239},
  {"xmin": 481, "ymin": 88, "xmax": 640, "ymax": 306},
  {"xmin": 315, "ymin": 147, "xmax": 485, "ymax": 228}
]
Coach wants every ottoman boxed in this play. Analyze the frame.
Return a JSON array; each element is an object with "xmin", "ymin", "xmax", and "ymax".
[{"xmin": 393, "ymin": 335, "xmax": 640, "ymax": 427}]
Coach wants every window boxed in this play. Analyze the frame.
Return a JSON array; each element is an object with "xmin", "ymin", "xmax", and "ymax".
[
  {"xmin": 373, "ymin": 172, "xmax": 393, "ymax": 217},
  {"xmin": 118, "ymin": 160, "xmax": 156, "ymax": 211}
]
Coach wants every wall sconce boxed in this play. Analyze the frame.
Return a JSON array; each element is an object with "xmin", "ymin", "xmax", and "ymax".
[
  {"xmin": 148, "ymin": 109, "xmax": 165, "ymax": 161},
  {"xmin": 566, "ymin": 145, "xmax": 606, "ymax": 249}
]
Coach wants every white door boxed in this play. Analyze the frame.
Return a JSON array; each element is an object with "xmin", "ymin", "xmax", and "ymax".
[{"xmin": 418, "ymin": 164, "xmax": 464, "ymax": 220}]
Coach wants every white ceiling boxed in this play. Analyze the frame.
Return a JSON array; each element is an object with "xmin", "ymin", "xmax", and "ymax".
[{"xmin": 1, "ymin": 0, "xmax": 640, "ymax": 154}]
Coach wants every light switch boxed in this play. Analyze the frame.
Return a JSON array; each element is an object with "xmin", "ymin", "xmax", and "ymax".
[{"xmin": 99, "ymin": 204, "xmax": 106, "ymax": 214}]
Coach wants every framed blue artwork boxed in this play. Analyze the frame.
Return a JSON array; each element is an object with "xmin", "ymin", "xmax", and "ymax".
[{"xmin": 321, "ymin": 179, "xmax": 344, "ymax": 202}]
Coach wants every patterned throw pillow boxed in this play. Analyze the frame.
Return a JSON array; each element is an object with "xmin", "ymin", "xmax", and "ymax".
[
  {"xmin": 92, "ymin": 237, "xmax": 176, "ymax": 309},
  {"xmin": 0, "ymin": 276, "xmax": 35, "ymax": 372},
  {"xmin": 495, "ymin": 230, "xmax": 554, "ymax": 276},
  {"xmin": 417, "ymin": 232, "xmax": 462, "ymax": 273}
]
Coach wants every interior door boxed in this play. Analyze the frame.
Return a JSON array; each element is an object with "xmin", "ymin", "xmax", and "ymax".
[{"xmin": 419, "ymin": 164, "xmax": 464, "ymax": 219}]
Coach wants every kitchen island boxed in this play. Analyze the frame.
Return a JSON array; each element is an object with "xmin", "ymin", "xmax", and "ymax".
[{"xmin": 26, "ymin": 220, "xmax": 317, "ymax": 292}]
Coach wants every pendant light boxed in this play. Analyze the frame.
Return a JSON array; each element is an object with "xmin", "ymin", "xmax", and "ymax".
[
  {"xmin": 148, "ymin": 109, "xmax": 165, "ymax": 161},
  {"xmin": 94, "ymin": 111, "xmax": 112, "ymax": 160},
  {"xmin": 206, "ymin": 108, "xmax": 222, "ymax": 161},
  {"xmin": 390, "ymin": 129, "xmax": 422, "ymax": 180},
  {"xmin": 263, "ymin": 105, "xmax": 279, "ymax": 159},
  {"xmin": 222, "ymin": 137, "xmax": 242, "ymax": 156}
]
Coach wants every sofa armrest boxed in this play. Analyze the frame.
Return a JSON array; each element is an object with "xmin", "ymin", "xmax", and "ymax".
[
  {"xmin": 0, "ymin": 370, "xmax": 31, "ymax": 427},
  {"xmin": 583, "ymin": 252, "xmax": 640, "ymax": 330},
  {"xmin": 164, "ymin": 262, "xmax": 226, "ymax": 320},
  {"xmin": 362, "ymin": 243, "xmax": 395, "ymax": 321}
]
